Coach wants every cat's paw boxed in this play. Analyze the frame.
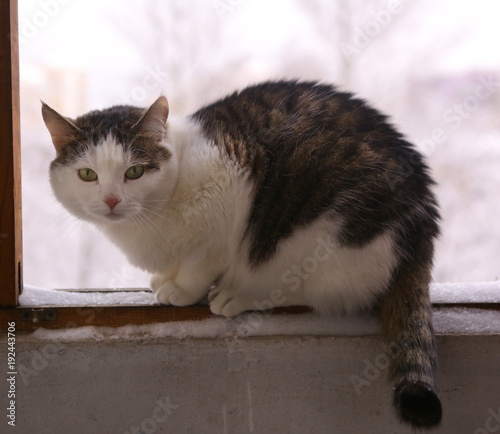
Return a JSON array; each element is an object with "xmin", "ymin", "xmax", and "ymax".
[
  {"xmin": 151, "ymin": 277, "xmax": 200, "ymax": 306},
  {"xmin": 208, "ymin": 286, "xmax": 254, "ymax": 317}
]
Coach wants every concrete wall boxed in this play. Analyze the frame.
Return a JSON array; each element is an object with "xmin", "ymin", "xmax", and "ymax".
[{"xmin": 3, "ymin": 325, "xmax": 500, "ymax": 434}]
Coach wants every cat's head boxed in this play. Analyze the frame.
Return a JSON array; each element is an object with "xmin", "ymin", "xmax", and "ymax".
[{"xmin": 42, "ymin": 96, "xmax": 177, "ymax": 225}]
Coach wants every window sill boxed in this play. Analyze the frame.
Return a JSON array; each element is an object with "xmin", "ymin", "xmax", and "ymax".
[
  {"xmin": 7, "ymin": 308, "xmax": 499, "ymax": 434},
  {"xmin": 0, "ymin": 282, "xmax": 498, "ymax": 333}
]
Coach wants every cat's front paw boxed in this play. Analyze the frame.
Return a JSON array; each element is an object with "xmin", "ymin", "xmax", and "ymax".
[
  {"xmin": 208, "ymin": 286, "xmax": 254, "ymax": 317},
  {"xmin": 151, "ymin": 277, "xmax": 201, "ymax": 306}
]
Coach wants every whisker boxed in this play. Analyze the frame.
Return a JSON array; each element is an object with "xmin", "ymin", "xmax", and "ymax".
[
  {"xmin": 140, "ymin": 205, "xmax": 177, "ymax": 225},
  {"xmin": 133, "ymin": 211, "xmax": 174, "ymax": 248},
  {"xmin": 57, "ymin": 217, "xmax": 85, "ymax": 247},
  {"xmin": 139, "ymin": 208, "xmax": 174, "ymax": 234},
  {"xmin": 130, "ymin": 212, "xmax": 152, "ymax": 242}
]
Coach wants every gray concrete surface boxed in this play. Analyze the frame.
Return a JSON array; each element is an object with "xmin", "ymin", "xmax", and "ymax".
[{"xmin": 2, "ymin": 330, "xmax": 499, "ymax": 433}]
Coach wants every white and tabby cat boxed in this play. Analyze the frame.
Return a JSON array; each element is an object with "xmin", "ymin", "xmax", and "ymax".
[{"xmin": 42, "ymin": 80, "xmax": 441, "ymax": 428}]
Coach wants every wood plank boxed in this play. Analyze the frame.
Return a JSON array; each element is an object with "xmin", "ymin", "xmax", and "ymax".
[
  {"xmin": 0, "ymin": 305, "xmax": 313, "ymax": 332},
  {"xmin": 0, "ymin": 0, "xmax": 22, "ymax": 307}
]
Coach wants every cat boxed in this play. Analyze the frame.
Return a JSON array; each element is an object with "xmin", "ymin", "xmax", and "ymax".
[{"xmin": 42, "ymin": 80, "xmax": 441, "ymax": 429}]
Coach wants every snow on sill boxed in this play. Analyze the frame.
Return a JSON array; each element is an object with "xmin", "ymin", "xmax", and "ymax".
[
  {"xmin": 19, "ymin": 281, "xmax": 500, "ymax": 307},
  {"xmin": 16, "ymin": 282, "xmax": 500, "ymax": 341},
  {"xmin": 19, "ymin": 285, "xmax": 159, "ymax": 307},
  {"xmin": 430, "ymin": 281, "xmax": 500, "ymax": 303},
  {"xmin": 20, "ymin": 308, "xmax": 500, "ymax": 342}
]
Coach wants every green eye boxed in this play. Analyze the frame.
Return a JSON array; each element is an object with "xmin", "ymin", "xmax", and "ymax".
[
  {"xmin": 125, "ymin": 165, "xmax": 144, "ymax": 180},
  {"xmin": 78, "ymin": 168, "xmax": 98, "ymax": 182}
]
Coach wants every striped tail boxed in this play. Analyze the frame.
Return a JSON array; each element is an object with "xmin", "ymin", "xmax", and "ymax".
[{"xmin": 379, "ymin": 255, "xmax": 442, "ymax": 429}]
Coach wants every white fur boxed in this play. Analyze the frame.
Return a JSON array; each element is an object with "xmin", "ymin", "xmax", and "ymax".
[
  {"xmin": 51, "ymin": 116, "xmax": 398, "ymax": 316},
  {"xmin": 209, "ymin": 217, "xmax": 397, "ymax": 316}
]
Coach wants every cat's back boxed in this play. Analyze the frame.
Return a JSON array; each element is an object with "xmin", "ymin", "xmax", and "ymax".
[
  {"xmin": 190, "ymin": 80, "xmax": 439, "ymax": 267},
  {"xmin": 192, "ymin": 80, "xmax": 396, "ymax": 150},
  {"xmin": 191, "ymin": 80, "xmax": 429, "ymax": 197}
]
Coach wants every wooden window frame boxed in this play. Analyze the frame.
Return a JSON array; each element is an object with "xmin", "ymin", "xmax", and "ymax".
[
  {"xmin": 1, "ymin": 0, "xmax": 22, "ymax": 308},
  {"xmin": 0, "ymin": 0, "xmax": 498, "ymax": 332}
]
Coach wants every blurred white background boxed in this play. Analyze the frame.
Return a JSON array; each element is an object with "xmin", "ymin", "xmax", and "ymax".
[{"xmin": 19, "ymin": 0, "xmax": 500, "ymax": 289}]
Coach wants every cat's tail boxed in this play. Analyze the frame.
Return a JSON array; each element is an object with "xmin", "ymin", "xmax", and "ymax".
[{"xmin": 378, "ymin": 240, "xmax": 442, "ymax": 429}]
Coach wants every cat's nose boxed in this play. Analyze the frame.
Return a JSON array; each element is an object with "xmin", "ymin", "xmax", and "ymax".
[{"xmin": 104, "ymin": 195, "xmax": 121, "ymax": 210}]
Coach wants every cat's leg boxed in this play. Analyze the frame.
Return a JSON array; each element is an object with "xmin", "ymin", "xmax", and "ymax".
[{"xmin": 151, "ymin": 261, "xmax": 217, "ymax": 306}]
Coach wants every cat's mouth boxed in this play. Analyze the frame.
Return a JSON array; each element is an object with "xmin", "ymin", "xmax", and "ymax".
[{"xmin": 103, "ymin": 212, "xmax": 126, "ymax": 222}]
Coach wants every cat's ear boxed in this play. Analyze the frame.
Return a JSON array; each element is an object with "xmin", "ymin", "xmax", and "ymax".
[
  {"xmin": 41, "ymin": 102, "xmax": 82, "ymax": 155},
  {"xmin": 134, "ymin": 96, "xmax": 169, "ymax": 139}
]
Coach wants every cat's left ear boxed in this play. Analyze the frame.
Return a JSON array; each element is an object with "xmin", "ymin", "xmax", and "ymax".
[
  {"xmin": 41, "ymin": 102, "xmax": 82, "ymax": 155},
  {"xmin": 134, "ymin": 96, "xmax": 169, "ymax": 140}
]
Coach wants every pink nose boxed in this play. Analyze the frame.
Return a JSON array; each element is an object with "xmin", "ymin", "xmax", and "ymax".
[{"xmin": 104, "ymin": 196, "xmax": 121, "ymax": 210}]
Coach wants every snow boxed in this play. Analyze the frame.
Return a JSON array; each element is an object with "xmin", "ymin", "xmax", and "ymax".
[
  {"xmin": 25, "ymin": 307, "xmax": 500, "ymax": 343},
  {"xmin": 18, "ymin": 282, "xmax": 500, "ymax": 341},
  {"xmin": 430, "ymin": 281, "xmax": 500, "ymax": 303},
  {"xmin": 19, "ymin": 285, "xmax": 158, "ymax": 306},
  {"xmin": 28, "ymin": 313, "xmax": 382, "ymax": 342},
  {"xmin": 19, "ymin": 282, "xmax": 500, "ymax": 307}
]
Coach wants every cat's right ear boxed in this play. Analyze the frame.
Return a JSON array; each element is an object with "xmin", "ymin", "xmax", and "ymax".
[
  {"xmin": 41, "ymin": 102, "xmax": 81, "ymax": 155},
  {"xmin": 134, "ymin": 95, "xmax": 169, "ymax": 140}
]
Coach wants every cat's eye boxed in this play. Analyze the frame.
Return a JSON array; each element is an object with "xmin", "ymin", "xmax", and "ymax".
[
  {"xmin": 78, "ymin": 168, "xmax": 98, "ymax": 182},
  {"xmin": 125, "ymin": 165, "xmax": 144, "ymax": 180}
]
